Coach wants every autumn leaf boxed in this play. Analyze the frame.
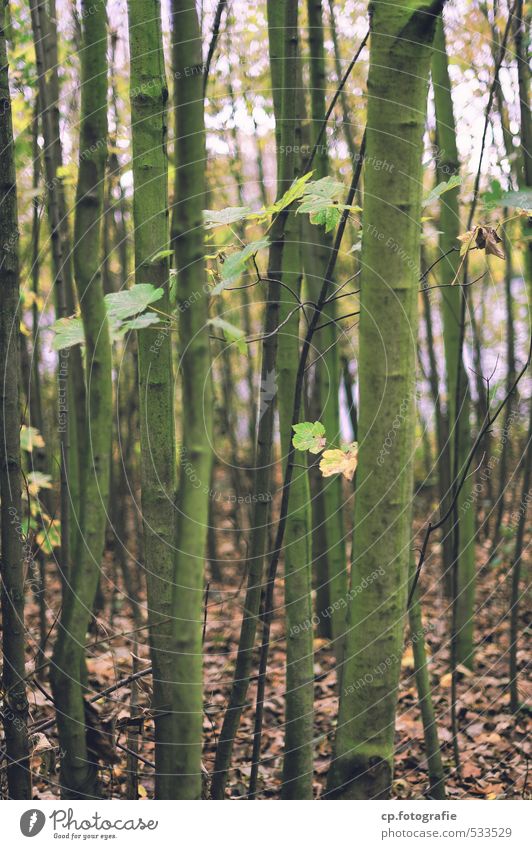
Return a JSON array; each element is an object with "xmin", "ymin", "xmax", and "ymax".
[
  {"xmin": 457, "ymin": 228, "xmax": 477, "ymax": 256},
  {"xmin": 319, "ymin": 442, "xmax": 358, "ymax": 480},
  {"xmin": 20, "ymin": 425, "xmax": 45, "ymax": 452},
  {"xmin": 27, "ymin": 471, "xmax": 52, "ymax": 497},
  {"xmin": 458, "ymin": 225, "xmax": 505, "ymax": 259},
  {"xmin": 475, "ymin": 225, "xmax": 505, "ymax": 259}
]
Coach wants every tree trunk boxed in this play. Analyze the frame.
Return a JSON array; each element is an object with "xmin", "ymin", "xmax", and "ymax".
[
  {"xmin": 307, "ymin": 0, "xmax": 348, "ymax": 653},
  {"xmin": 432, "ymin": 16, "xmax": 476, "ymax": 669},
  {"xmin": 263, "ymin": 1, "xmax": 314, "ymax": 799},
  {"xmin": 50, "ymin": 0, "xmax": 112, "ymax": 798},
  {"xmin": 0, "ymin": 2, "xmax": 31, "ymax": 798},
  {"xmin": 326, "ymin": 0, "xmax": 441, "ymax": 799},
  {"xmin": 211, "ymin": 0, "xmax": 290, "ymax": 800},
  {"xmin": 509, "ymin": 0, "xmax": 532, "ymax": 712},
  {"xmin": 127, "ymin": 0, "xmax": 178, "ymax": 798},
  {"xmin": 169, "ymin": 0, "xmax": 213, "ymax": 799},
  {"xmin": 408, "ymin": 562, "xmax": 446, "ymax": 798}
]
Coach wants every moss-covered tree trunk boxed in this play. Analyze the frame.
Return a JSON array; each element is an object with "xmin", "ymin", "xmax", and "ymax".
[
  {"xmin": 50, "ymin": 0, "xmax": 112, "ymax": 798},
  {"xmin": 127, "ymin": 0, "xmax": 178, "ymax": 799},
  {"xmin": 169, "ymin": 0, "xmax": 213, "ymax": 799},
  {"xmin": 265, "ymin": 1, "xmax": 314, "ymax": 800},
  {"xmin": 326, "ymin": 0, "xmax": 441, "ymax": 799},
  {"xmin": 0, "ymin": 1, "xmax": 31, "ymax": 798},
  {"xmin": 211, "ymin": 0, "xmax": 293, "ymax": 800},
  {"xmin": 432, "ymin": 16, "xmax": 476, "ymax": 669},
  {"xmin": 30, "ymin": 0, "xmax": 86, "ymax": 563},
  {"xmin": 509, "ymin": 0, "xmax": 532, "ymax": 712},
  {"xmin": 408, "ymin": 562, "xmax": 446, "ymax": 798},
  {"xmin": 306, "ymin": 0, "xmax": 347, "ymax": 652}
]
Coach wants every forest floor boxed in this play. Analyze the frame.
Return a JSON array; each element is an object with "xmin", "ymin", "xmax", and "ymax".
[{"xmin": 19, "ymin": 469, "xmax": 531, "ymax": 800}]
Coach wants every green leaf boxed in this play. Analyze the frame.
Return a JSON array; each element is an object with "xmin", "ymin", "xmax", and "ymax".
[
  {"xmin": 266, "ymin": 172, "xmax": 314, "ymax": 215},
  {"xmin": 292, "ymin": 421, "xmax": 326, "ymax": 454},
  {"xmin": 20, "ymin": 425, "xmax": 45, "ymax": 452},
  {"xmin": 422, "ymin": 174, "xmax": 461, "ymax": 208},
  {"xmin": 104, "ymin": 284, "xmax": 164, "ymax": 321},
  {"xmin": 51, "ymin": 317, "xmax": 84, "ymax": 350},
  {"xmin": 209, "ymin": 317, "xmax": 247, "ymax": 354},
  {"xmin": 212, "ymin": 238, "xmax": 270, "ymax": 294},
  {"xmin": 482, "ymin": 179, "xmax": 503, "ymax": 210},
  {"xmin": 204, "ymin": 206, "xmax": 252, "ymax": 229},
  {"xmin": 302, "ymin": 176, "xmax": 345, "ymax": 200},
  {"xmin": 116, "ymin": 312, "xmax": 164, "ymax": 336},
  {"xmin": 310, "ymin": 205, "xmax": 342, "ymax": 232},
  {"xmin": 149, "ymin": 249, "xmax": 174, "ymax": 262},
  {"xmin": 125, "ymin": 312, "xmax": 163, "ymax": 330},
  {"xmin": 297, "ymin": 177, "xmax": 351, "ymax": 232}
]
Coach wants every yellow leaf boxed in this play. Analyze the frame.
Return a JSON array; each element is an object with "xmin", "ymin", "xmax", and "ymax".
[
  {"xmin": 458, "ymin": 228, "xmax": 476, "ymax": 256},
  {"xmin": 401, "ymin": 646, "xmax": 415, "ymax": 670},
  {"xmin": 319, "ymin": 443, "xmax": 358, "ymax": 481},
  {"xmin": 138, "ymin": 784, "xmax": 148, "ymax": 798},
  {"xmin": 20, "ymin": 425, "xmax": 45, "ymax": 451}
]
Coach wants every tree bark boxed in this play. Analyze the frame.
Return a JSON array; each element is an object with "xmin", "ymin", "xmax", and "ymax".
[
  {"xmin": 307, "ymin": 0, "xmax": 348, "ymax": 653},
  {"xmin": 50, "ymin": 0, "xmax": 112, "ymax": 798},
  {"xmin": 211, "ymin": 0, "xmax": 290, "ymax": 800},
  {"xmin": 0, "ymin": 0, "xmax": 32, "ymax": 798},
  {"xmin": 127, "ymin": 0, "xmax": 179, "ymax": 798},
  {"xmin": 432, "ymin": 16, "xmax": 476, "ymax": 668},
  {"xmin": 169, "ymin": 0, "xmax": 213, "ymax": 799},
  {"xmin": 327, "ymin": 0, "xmax": 441, "ymax": 799}
]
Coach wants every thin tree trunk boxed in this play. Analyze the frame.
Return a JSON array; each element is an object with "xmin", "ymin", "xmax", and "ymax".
[
  {"xmin": 260, "ymin": 2, "xmax": 314, "ymax": 800},
  {"xmin": 420, "ymin": 282, "xmax": 452, "ymax": 596},
  {"xmin": 29, "ymin": 0, "xmax": 83, "ymax": 582},
  {"xmin": 509, "ymin": 401, "xmax": 532, "ymax": 712},
  {"xmin": 326, "ymin": 0, "xmax": 441, "ymax": 799},
  {"xmin": 211, "ymin": 0, "xmax": 292, "ymax": 800},
  {"xmin": 509, "ymin": 0, "xmax": 532, "ymax": 712},
  {"xmin": 28, "ymin": 98, "xmax": 51, "ymax": 671},
  {"xmin": 432, "ymin": 16, "xmax": 476, "ymax": 669},
  {"xmin": 169, "ymin": 0, "xmax": 213, "ymax": 799},
  {"xmin": 327, "ymin": 0, "xmax": 358, "ymax": 162},
  {"xmin": 50, "ymin": 0, "xmax": 112, "ymax": 798},
  {"xmin": 408, "ymin": 562, "xmax": 446, "ymax": 798},
  {"xmin": 307, "ymin": 0, "xmax": 347, "ymax": 654},
  {"xmin": 127, "ymin": 0, "xmax": 178, "ymax": 798},
  {"xmin": 0, "ymin": 3, "xmax": 31, "ymax": 798},
  {"xmin": 492, "ymin": 221, "xmax": 516, "ymax": 545},
  {"xmin": 278, "ymin": 230, "xmax": 314, "ymax": 798}
]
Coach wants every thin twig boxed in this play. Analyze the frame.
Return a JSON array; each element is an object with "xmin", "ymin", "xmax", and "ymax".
[
  {"xmin": 407, "ymin": 332, "xmax": 532, "ymax": 608},
  {"xmin": 202, "ymin": 0, "xmax": 228, "ymax": 98}
]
